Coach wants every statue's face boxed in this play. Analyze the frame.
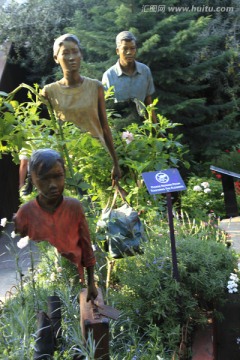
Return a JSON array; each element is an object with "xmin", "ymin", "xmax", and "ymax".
[
  {"xmin": 31, "ymin": 161, "xmax": 65, "ymax": 205},
  {"xmin": 116, "ymin": 40, "xmax": 137, "ymax": 66},
  {"xmin": 54, "ymin": 40, "xmax": 82, "ymax": 73}
]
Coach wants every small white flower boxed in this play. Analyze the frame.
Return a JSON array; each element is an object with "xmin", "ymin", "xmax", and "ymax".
[
  {"xmin": 230, "ymin": 273, "xmax": 239, "ymax": 281},
  {"xmin": 50, "ymin": 272, "xmax": 56, "ymax": 281},
  {"xmin": 204, "ymin": 188, "xmax": 211, "ymax": 193},
  {"xmin": 97, "ymin": 219, "xmax": 106, "ymax": 228},
  {"xmin": 0, "ymin": 217, "xmax": 7, "ymax": 227},
  {"xmin": 227, "ymin": 272, "xmax": 239, "ymax": 293},
  {"xmin": 201, "ymin": 182, "xmax": 210, "ymax": 188},
  {"xmin": 221, "ymin": 192, "xmax": 224, "ymax": 196},
  {"xmin": 56, "ymin": 267, "xmax": 62, "ymax": 273},
  {"xmin": 193, "ymin": 185, "xmax": 202, "ymax": 191},
  {"xmin": 17, "ymin": 236, "xmax": 29, "ymax": 249},
  {"xmin": 11, "ymin": 231, "xmax": 16, "ymax": 238},
  {"xmin": 227, "ymin": 283, "xmax": 237, "ymax": 291},
  {"xmin": 236, "ymin": 337, "xmax": 240, "ymax": 345},
  {"xmin": 122, "ymin": 131, "xmax": 134, "ymax": 144}
]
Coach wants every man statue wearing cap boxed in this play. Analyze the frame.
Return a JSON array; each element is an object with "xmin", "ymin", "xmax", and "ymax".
[{"xmin": 102, "ymin": 31, "xmax": 157, "ymax": 129}]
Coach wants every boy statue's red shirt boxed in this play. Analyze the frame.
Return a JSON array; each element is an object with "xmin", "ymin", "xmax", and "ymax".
[{"xmin": 14, "ymin": 196, "xmax": 96, "ymax": 282}]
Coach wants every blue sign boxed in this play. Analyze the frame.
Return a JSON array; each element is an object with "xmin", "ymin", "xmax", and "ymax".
[{"xmin": 142, "ymin": 169, "xmax": 186, "ymax": 195}]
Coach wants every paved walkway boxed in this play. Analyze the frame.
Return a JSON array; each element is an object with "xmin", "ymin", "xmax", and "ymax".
[
  {"xmin": 1, "ymin": 217, "xmax": 240, "ymax": 303},
  {"xmin": 219, "ymin": 216, "xmax": 240, "ymax": 254},
  {"xmin": 0, "ymin": 223, "xmax": 39, "ymax": 303}
]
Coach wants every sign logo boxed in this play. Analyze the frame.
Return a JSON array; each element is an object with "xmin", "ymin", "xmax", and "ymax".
[
  {"xmin": 155, "ymin": 172, "xmax": 169, "ymax": 184},
  {"xmin": 142, "ymin": 169, "xmax": 186, "ymax": 195}
]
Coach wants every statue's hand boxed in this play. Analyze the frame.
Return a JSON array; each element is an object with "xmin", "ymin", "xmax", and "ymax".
[
  {"xmin": 111, "ymin": 165, "xmax": 121, "ymax": 185},
  {"xmin": 86, "ymin": 284, "xmax": 98, "ymax": 302}
]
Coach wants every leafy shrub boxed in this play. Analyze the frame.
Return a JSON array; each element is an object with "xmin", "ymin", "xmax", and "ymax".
[
  {"xmin": 0, "ymin": 213, "xmax": 237, "ymax": 359},
  {"xmin": 180, "ymin": 176, "xmax": 226, "ymax": 220},
  {"xmin": 108, "ymin": 228, "xmax": 237, "ymax": 356},
  {"xmin": 0, "ymin": 88, "xmax": 190, "ymax": 215}
]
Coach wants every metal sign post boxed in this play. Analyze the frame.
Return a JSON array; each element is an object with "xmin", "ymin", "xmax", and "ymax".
[
  {"xmin": 142, "ymin": 169, "xmax": 186, "ymax": 282},
  {"xmin": 166, "ymin": 192, "xmax": 180, "ymax": 281}
]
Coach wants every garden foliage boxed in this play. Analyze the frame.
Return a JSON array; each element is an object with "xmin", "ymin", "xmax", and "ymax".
[
  {"xmin": 0, "ymin": 213, "xmax": 237, "ymax": 359},
  {"xmin": 0, "ymin": 45, "xmax": 239, "ymax": 357}
]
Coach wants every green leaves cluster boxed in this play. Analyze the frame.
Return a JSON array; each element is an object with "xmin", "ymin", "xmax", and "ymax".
[
  {"xmin": 0, "ymin": 86, "xmax": 58, "ymax": 164},
  {"xmin": 1, "ymin": 211, "xmax": 237, "ymax": 359},
  {"xmin": 0, "ymin": 86, "xmax": 190, "ymax": 215},
  {"xmin": 0, "ymin": 0, "xmax": 80, "ymax": 82},
  {"xmin": 180, "ymin": 176, "xmax": 228, "ymax": 220},
  {"xmin": 109, "ymin": 223, "xmax": 237, "ymax": 356}
]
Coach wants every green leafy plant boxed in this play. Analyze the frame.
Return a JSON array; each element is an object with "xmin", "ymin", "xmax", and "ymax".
[
  {"xmin": 0, "ymin": 86, "xmax": 190, "ymax": 220},
  {"xmin": 108, "ymin": 222, "xmax": 237, "ymax": 357},
  {"xmin": 0, "ymin": 210, "xmax": 238, "ymax": 359},
  {"xmin": 180, "ymin": 176, "xmax": 228, "ymax": 220}
]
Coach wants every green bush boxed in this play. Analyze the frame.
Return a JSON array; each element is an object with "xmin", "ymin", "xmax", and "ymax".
[
  {"xmin": 180, "ymin": 176, "xmax": 226, "ymax": 220},
  {"xmin": 0, "ymin": 214, "xmax": 237, "ymax": 359},
  {"xmin": 108, "ymin": 229, "xmax": 237, "ymax": 357}
]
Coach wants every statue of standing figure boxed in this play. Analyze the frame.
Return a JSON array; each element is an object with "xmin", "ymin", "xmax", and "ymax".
[
  {"xmin": 102, "ymin": 30, "xmax": 157, "ymax": 129},
  {"xmin": 42, "ymin": 33, "xmax": 121, "ymax": 182}
]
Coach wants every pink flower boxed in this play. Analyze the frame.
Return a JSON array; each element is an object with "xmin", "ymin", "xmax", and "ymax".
[{"xmin": 122, "ymin": 131, "xmax": 134, "ymax": 144}]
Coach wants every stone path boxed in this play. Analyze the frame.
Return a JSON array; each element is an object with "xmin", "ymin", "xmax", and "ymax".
[
  {"xmin": 0, "ymin": 223, "xmax": 39, "ymax": 303},
  {"xmin": 219, "ymin": 217, "xmax": 240, "ymax": 254}
]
